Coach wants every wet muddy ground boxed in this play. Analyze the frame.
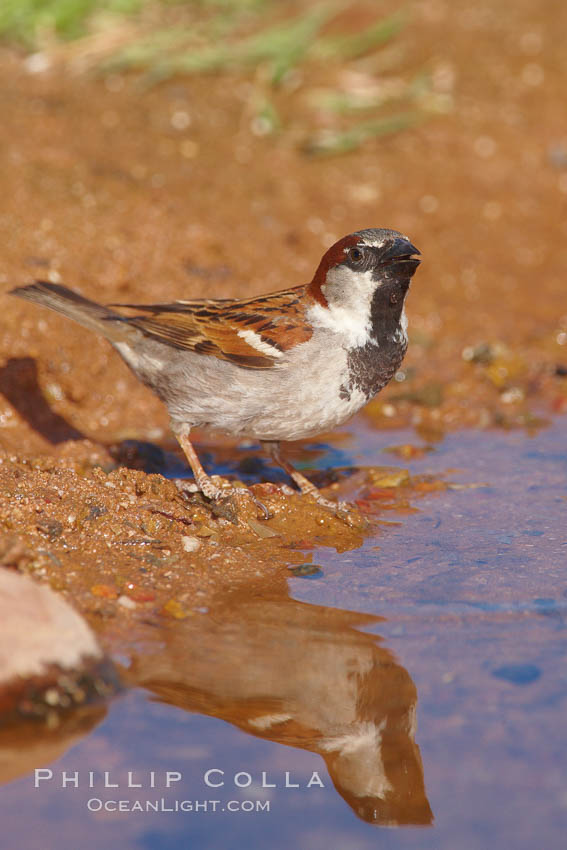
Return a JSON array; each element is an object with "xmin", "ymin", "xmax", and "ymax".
[{"xmin": 0, "ymin": 0, "xmax": 566, "ymax": 846}]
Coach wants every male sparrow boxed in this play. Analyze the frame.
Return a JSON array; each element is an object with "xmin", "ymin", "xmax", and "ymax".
[{"xmin": 11, "ymin": 228, "xmax": 420, "ymax": 510}]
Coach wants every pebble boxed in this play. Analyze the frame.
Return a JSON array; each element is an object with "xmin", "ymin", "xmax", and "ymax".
[
  {"xmin": 117, "ymin": 595, "xmax": 137, "ymax": 610},
  {"xmin": 181, "ymin": 536, "xmax": 201, "ymax": 553}
]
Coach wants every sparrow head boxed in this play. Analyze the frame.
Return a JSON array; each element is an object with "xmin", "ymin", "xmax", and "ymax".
[{"xmin": 307, "ymin": 228, "xmax": 421, "ymax": 347}]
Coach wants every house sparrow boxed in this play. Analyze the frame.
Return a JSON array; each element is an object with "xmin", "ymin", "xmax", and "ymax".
[{"xmin": 10, "ymin": 228, "xmax": 420, "ymax": 511}]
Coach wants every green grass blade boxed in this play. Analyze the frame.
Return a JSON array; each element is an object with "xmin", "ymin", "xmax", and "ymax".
[
  {"xmin": 303, "ymin": 111, "xmax": 419, "ymax": 156},
  {"xmin": 316, "ymin": 11, "xmax": 405, "ymax": 60}
]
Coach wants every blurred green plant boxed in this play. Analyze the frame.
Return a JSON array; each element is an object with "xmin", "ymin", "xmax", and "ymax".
[
  {"xmin": 302, "ymin": 112, "xmax": 419, "ymax": 156},
  {"xmin": 0, "ymin": 0, "xmax": 145, "ymax": 44},
  {"xmin": 111, "ymin": 3, "xmax": 337, "ymax": 85},
  {"xmin": 313, "ymin": 10, "xmax": 405, "ymax": 60},
  {"xmin": 0, "ymin": 0, "xmax": 450, "ymax": 156}
]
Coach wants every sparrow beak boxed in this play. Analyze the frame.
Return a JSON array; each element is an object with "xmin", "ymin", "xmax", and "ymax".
[{"xmin": 380, "ymin": 236, "xmax": 421, "ymax": 268}]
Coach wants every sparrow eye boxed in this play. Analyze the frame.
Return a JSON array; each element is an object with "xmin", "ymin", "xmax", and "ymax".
[{"xmin": 348, "ymin": 246, "xmax": 364, "ymax": 264}]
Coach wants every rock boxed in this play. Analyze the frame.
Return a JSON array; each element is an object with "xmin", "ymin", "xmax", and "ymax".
[
  {"xmin": 0, "ymin": 569, "xmax": 120, "ymax": 722},
  {"xmin": 181, "ymin": 535, "xmax": 201, "ymax": 553}
]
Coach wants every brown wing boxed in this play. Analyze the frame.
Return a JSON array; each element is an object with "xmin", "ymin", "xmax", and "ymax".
[{"xmin": 109, "ymin": 286, "xmax": 314, "ymax": 369}]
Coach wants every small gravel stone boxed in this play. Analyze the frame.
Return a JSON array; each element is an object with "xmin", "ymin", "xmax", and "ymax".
[
  {"xmin": 117, "ymin": 595, "xmax": 137, "ymax": 610},
  {"xmin": 181, "ymin": 536, "xmax": 201, "ymax": 553}
]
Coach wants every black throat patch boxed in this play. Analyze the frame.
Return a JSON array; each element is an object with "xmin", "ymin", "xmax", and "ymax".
[{"xmin": 339, "ymin": 277, "xmax": 410, "ymax": 401}]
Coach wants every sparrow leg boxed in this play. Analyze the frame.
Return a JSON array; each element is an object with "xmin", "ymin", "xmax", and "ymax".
[
  {"xmin": 261, "ymin": 440, "xmax": 343, "ymax": 511},
  {"xmin": 175, "ymin": 430, "xmax": 224, "ymax": 500},
  {"xmin": 174, "ymin": 427, "xmax": 270, "ymax": 518}
]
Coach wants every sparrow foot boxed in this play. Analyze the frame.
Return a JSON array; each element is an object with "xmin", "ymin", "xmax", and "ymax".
[
  {"xmin": 302, "ymin": 490, "xmax": 361, "ymax": 527},
  {"xmin": 310, "ymin": 493, "xmax": 348, "ymax": 512},
  {"xmin": 213, "ymin": 487, "xmax": 272, "ymax": 521},
  {"xmin": 174, "ymin": 479, "xmax": 271, "ymax": 521},
  {"xmin": 260, "ymin": 441, "xmax": 356, "ymax": 523},
  {"xmin": 174, "ymin": 433, "xmax": 271, "ymax": 520}
]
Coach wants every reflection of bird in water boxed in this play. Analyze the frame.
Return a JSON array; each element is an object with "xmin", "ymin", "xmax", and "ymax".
[{"xmin": 129, "ymin": 589, "xmax": 433, "ymax": 826}]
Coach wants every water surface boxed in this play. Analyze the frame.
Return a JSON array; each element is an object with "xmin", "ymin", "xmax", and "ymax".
[{"xmin": 1, "ymin": 421, "xmax": 565, "ymax": 849}]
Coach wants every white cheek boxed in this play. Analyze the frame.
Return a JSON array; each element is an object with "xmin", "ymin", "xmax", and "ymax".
[
  {"xmin": 307, "ymin": 301, "xmax": 370, "ymax": 348},
  {"xmin": 308, "ymin": 267, "xmax": 375, "ymax": 348}
]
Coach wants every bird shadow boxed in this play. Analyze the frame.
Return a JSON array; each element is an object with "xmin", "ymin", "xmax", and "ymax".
[
  {"xmin": 0, "ymin": 357, "xmax": 185, "ymax": 473},
  {"xmin": 0, "ymin": 357, "xmax": 84, "ymax": 444}
]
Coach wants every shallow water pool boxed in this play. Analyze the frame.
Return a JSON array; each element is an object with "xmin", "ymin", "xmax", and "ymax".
[{"xmin": 0, "ymin": 420, "xmax": 566, "ymax": 849}]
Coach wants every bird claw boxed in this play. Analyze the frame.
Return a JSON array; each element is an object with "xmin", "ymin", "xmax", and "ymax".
[
  {"xmin": 303, "ymin": 491, "xmax": 361, "ymax": 527},
  {"xmin": 224, "ymin": 490, "xmax": 272, "ymax": 521},
  {"xmin": 312, "ymin": 494, "xmax": 340, "ymax": 511},
  {"xmin": 205, "ymin": 485, "xmax": 272, "ymax": 520},
  {"xmin": 174, "ymin": 479, "xmax": 271, "ymax": 521}
]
